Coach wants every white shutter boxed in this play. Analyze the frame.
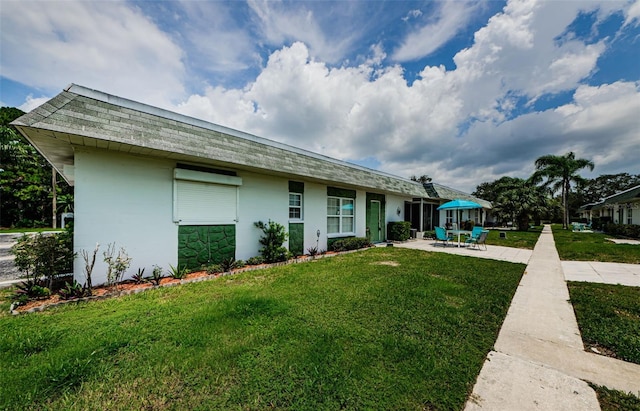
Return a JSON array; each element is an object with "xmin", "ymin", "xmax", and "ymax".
[{"xmin": 175, "ymin": 180, "xmax": 237, "ymax": 224}]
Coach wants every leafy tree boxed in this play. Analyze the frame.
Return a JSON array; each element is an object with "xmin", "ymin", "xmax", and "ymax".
[
  {"xmin": 490, "ymin": 177, "xmax": 553, "ymax": 231},
  {"xmin": 410, "ymin": 174, "xmax": 432, "ymax": 184},
  {"xmin": 532, "ymin": 152, "xmax": 594, "ymax": 229},
  {"xmin": 576, "ymin": 173, "xmax": 640, "ymax": 204},
  {"xmin": 0, "ymin": 107, "xmax": 73, "ymax": 228},
  {"xmin": 473, "ymin": 176, "xmax": 515, "ymax": 203}
]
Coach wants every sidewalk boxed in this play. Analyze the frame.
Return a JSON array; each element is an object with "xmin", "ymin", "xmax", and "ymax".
[
  {"xmin": 393, "ymin": 239, "xmax": 532, "ymax": 264},
  {"xmin": 562, "ymin": 260, "xmax": 640, "ymax": 287},
  {"xmin": 464, "ymin": 225, "xmax": 640, "ymax": 410}
]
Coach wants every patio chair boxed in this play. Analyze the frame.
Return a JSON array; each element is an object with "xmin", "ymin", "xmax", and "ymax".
[
  {"xmin": 434, "ymin": 226, "xmax": 454, "ymax": 247},
  {"xmin": 466, "ymin": 230, "xmax": 489, "ymax": 250},
  {"xmin": 468, "ymin": 226, "xmax": 484, "ymax": 240}
]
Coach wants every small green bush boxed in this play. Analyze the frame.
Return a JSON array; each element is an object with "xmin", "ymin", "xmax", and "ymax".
[
  {"xmin": 604, "ymin": 223, "xmax": 640, "ymax": 239},
  {"xmin": 246, "ymin": 256, "xmax": 265, "ymax": 265},
  {"xmin": 387, "ymin": 221, "xmax": 411, "ymax": 241},
  {"xmin": 204, "ymin": 264, "xmax": 223, "ymax": 274},
  {"xmin": 254, "ymin": 220, "xmax": 289, "ymax": 263},
  {"xmin": 330, "ymin": 237, "xmax": 372, "ymax": 252}
]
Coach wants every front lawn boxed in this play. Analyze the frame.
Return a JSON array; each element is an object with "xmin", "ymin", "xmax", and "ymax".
[
  {"xmin": 0, "ymin": 248, "xmax": 525, "ymax": 410},
  {"xmin": 552, "ymin": 225, "xmax": 640, "ymax": 264},
  {"xmin": 568, "ymin": 282, "xmax": 640, "ymax": 365},
  {"xmin": 484, "ymin": 226, "xmax": 542, "ymax": 250}
]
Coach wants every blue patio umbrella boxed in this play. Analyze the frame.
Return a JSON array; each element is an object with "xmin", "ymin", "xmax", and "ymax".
[{"xmin": 437, "ymin": 199, "xmax": 482, "ymax": 227}]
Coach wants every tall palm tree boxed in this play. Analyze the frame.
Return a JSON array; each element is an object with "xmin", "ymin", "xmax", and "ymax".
[{"xmin": 532, "ymin": 152, "xmax": 594, "ymax": 229}]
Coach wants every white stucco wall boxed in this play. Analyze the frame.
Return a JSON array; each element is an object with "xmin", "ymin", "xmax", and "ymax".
[
  {"xmin": 236, "ymin": 171, "xmax": 289, "ymax": 260},
  {"xmin": 302, "ymin": 182, "xmax": 329, "ymax": 252},
  {"xmin": 73, "ymin": 149, "xmax": 177, "ymax": 286}
]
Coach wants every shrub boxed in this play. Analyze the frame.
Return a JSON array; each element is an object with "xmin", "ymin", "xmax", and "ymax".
[
  {"xmin": 604, "ymin": 223, "xmax": 640, "ymax": 239},
  {"xmin": 12, "ymin": 228, "xmax": 75, "ymax": 290},
  {"xmin": 307, "ymin": 246, "xmax": 319, "ymax": 256},
  {"xmin": 131, "ymin": 268, "xmax": 146, "ymax": 284},
  {"xmin": 12, "ymin": 278, "xmax": 50, "ymax": 305},
  {"xmin": 103, "ymin": 243, "xmax": 132, "ymax": 289},
  {"xmin": 234, "ymin": 260, "xmax": 246, "ymax": 268},
  {"xmin": 204, "ymin": 264, "xmax": 223, "ymax": 274},
  {"xmin": 254, "ymin": 220, "xmax": 289, "ymax": 263},
  {"xmin": 330, "ymin": 237, "xmax": 372, "ymax": 252},
  {"xmin": 58, "ymin": 280, "xmax": 85, "ymax": 300},
  {"xmin": 146, "ymin": 265, "xmax": 164, "ymax": 286},
  {"xmin": 387, "ymin": 221, "xmax": 411, "ymax": 241},
  {"xmin": 220, "ymin": 258, "xmax": 239, "ymax": 272},
  {"xmin": 80, "ymin": 243, "xmax": 100, "ymax": 294},
  {"xmin": 168, "ymin": 264, "xmax": 189, "ymax": 279},
  {"xmin": 246, "ymin": 256, "xmax": 264, "ymax": 265}
]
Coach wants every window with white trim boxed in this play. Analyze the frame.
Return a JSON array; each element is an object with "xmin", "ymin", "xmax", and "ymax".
[
  {"xmin": 327, "ymin": 197, "xmax": 354, "ymax": 235},
  {"xmin": 628, "ymin": 208, "xmax": 633, "ymax": 225},
  {"xmin": 289, "ymin": 193, "xmax": 302, "ymax": 220},
  {"xmin": 446, "ymin": 210, "xmax": 454, "ymax": 224}
]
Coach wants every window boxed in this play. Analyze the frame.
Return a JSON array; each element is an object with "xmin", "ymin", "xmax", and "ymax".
[
  {"xmin": 446, "ymin": 210, "xmax": 454, "ymax": 224},
  {"xmin": 327, "ymin": 197, "xmax": 354, "ymax": 235},
  {"xmin": 289, "ymin": 193, "xmax": 302, "ymax": 220},
  {"xmin": 628, "ymin": 208, "xmax": 633, "ymax": 225}
]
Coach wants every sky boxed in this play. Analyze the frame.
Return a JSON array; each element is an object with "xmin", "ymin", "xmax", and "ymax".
[{"xmin": 1, "ymin": 0, "xmax": 639, "ymax": 193}]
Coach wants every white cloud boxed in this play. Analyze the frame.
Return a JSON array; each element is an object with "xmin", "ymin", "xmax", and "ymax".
[
  {"xmin": 18, "ymin": 95, "xmax": 51, "ymax": 113},
  {"xmin": 625, "ymin": 0, "xmax": 640, "ymax": 26},
  {"xmin": 0, "ymin": 0, "xmax": 186, "ymax": 107},
  {"xmin": 247, "ymin": 0, "xmax": 359, "ymax": 64},
  {"xmin": 393, "ymin": 1, "xmax": 478, "ymax": 62}
]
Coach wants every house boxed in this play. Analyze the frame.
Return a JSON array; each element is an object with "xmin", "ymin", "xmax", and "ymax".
[
  {"xmin": 578, "ymin": 184, "xmax": 640, "ymax": 225},
  {"xmin": 12, "ymin": 84, "xmax": 490, "ymax": 285}
]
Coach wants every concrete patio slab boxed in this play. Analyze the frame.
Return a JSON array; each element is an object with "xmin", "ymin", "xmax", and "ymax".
[{"xmin": 393, "ymin": 239, "xmax": 532, "ymax": 265}]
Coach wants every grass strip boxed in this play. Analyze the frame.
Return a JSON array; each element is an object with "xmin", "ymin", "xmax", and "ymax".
[
  {"xmin": 591, "ymin": 384, "xmax": 640, "ymax": 411},
  {"xmin": 568, "ymin": 282, "xmax": 640, "ymax": 365},
  {"xmin": 552, "ymin": 225, "xmax": 640, "ymax": 264},
  {"xmin": 484, "ymin": 226, "xmax": 541, "ymax": 250},
  {"xmin": 0, "ymin": 247, "xmax": 525, "ymax": 410}
]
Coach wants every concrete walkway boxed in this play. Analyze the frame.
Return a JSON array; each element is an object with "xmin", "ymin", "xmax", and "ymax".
[
  {"xmin": 562, "ymin": 260, "xmax": 640, "ymax": 287},
  {"xmin": 464, "ymin": 225, "xmax": 640, "ymax": 410}
]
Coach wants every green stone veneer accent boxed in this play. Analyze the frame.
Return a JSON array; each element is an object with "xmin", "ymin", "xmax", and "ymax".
[
  {"xmin": 178, "ymin": 225, "xmax": 235, "ymax": 270},
  {"xmin": 289, "ymin": 223, "xmax": 304, "ymax": 256}
]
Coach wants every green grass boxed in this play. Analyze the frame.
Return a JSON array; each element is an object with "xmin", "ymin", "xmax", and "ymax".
[
  {"xmin": 484, "ymin": 226, "xmax": 542, "ymax": 250},
  {"xmin": 568, "ymin": 282, "xmax": 640, "ymax": 365},
  {"xmin": 0, "ymin": 227, "xmax": 62, "ymax": 234},
  {"xmin": 552, "ymin": 225, "xmax": 640, "ymax": 264},
  {"xmin": 0, "ymin": 248, "xmax": 525, "ymax": 410},
  {"xmin": 591, "ymin": 384, "xmax": 640, "ymax": 411}
]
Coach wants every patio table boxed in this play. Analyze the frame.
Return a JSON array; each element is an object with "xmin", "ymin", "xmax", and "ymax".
[{"xmin": 446, "ymin": 229, "xmax": 472, "ymax": 247}]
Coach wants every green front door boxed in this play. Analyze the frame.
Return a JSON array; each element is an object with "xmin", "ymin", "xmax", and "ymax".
[{"xmin": 368, "ymin": 200, "xmax": 381, "ymax": 242}]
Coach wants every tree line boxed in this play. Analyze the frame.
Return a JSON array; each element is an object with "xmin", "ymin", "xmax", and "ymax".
[
  {"xmin": 472, "ymin": 153, "xmax": 639, "ymax": 230},
  {"xmin": 1, "ymin": 107, "xmax": 73, "ymax": 228}
]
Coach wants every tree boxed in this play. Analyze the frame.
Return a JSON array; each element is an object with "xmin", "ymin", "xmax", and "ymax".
[
  {"xmin": 490, "ymin": 177, "xmax": 553, "ymax": 231},
  {"xmin": 577, "ymin": 173, "xmax": 640, "ymax": 204},
  {"xmin": 532, "ymin": 152, "xmax": 594, "ymax": 229},
  {"xmin": 0, "ymin": 107, "xmax": 73, "ymax": 228},
  {"xmin": 473, "ymin": 176, "xmax": 515, "ymax": 203},
  {"xmin": 410, "ymin": 174, "xmax": 432, "ymax": 184}
]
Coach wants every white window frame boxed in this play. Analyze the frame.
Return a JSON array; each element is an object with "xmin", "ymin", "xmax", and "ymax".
[
  {"xmin": 628, "ymin": 207, "xmax": 633, "ymax": 225},
  {"xmin": 446, "ymin": 210, "xmax": 454, "ymax": 224},
  {"xmin": 327, "ymin": 196, "xmax": 355, "ymax": 237},
  {"xmin": 289, "ymin": 192, "xmax": 303, "ymax": 221}
]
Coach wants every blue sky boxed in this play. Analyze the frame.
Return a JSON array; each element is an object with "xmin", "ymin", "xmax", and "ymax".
[{"xmin": 1, "ymin": 0, "xmax": 639, "ymax": 192}]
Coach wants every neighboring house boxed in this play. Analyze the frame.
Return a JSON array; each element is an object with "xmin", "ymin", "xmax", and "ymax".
[
  {"xmin": 578, "ymin": 184, "xmax": 640, "ymax": 225},
  {"xmin": 12, "ymin": 84, "xmax": 489, "ymax": 286}
]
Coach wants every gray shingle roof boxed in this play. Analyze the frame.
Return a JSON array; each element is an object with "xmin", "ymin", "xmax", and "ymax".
[
  {"xmin": 424, "ymin": 183, "xmax": 492, "ymax": 208},
  {"xmin": 12, "ymin": 84, "xmax": 489, "ymax": 207}
]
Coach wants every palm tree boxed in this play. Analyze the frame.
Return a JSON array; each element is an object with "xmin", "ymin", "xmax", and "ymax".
[
  {"xmin": 532, "ymin": 152, "xmax": 594, "ymax": 229},
  {"xmin": 491, "ymin": 177, "xmax": 551, "ymax": 230}
]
